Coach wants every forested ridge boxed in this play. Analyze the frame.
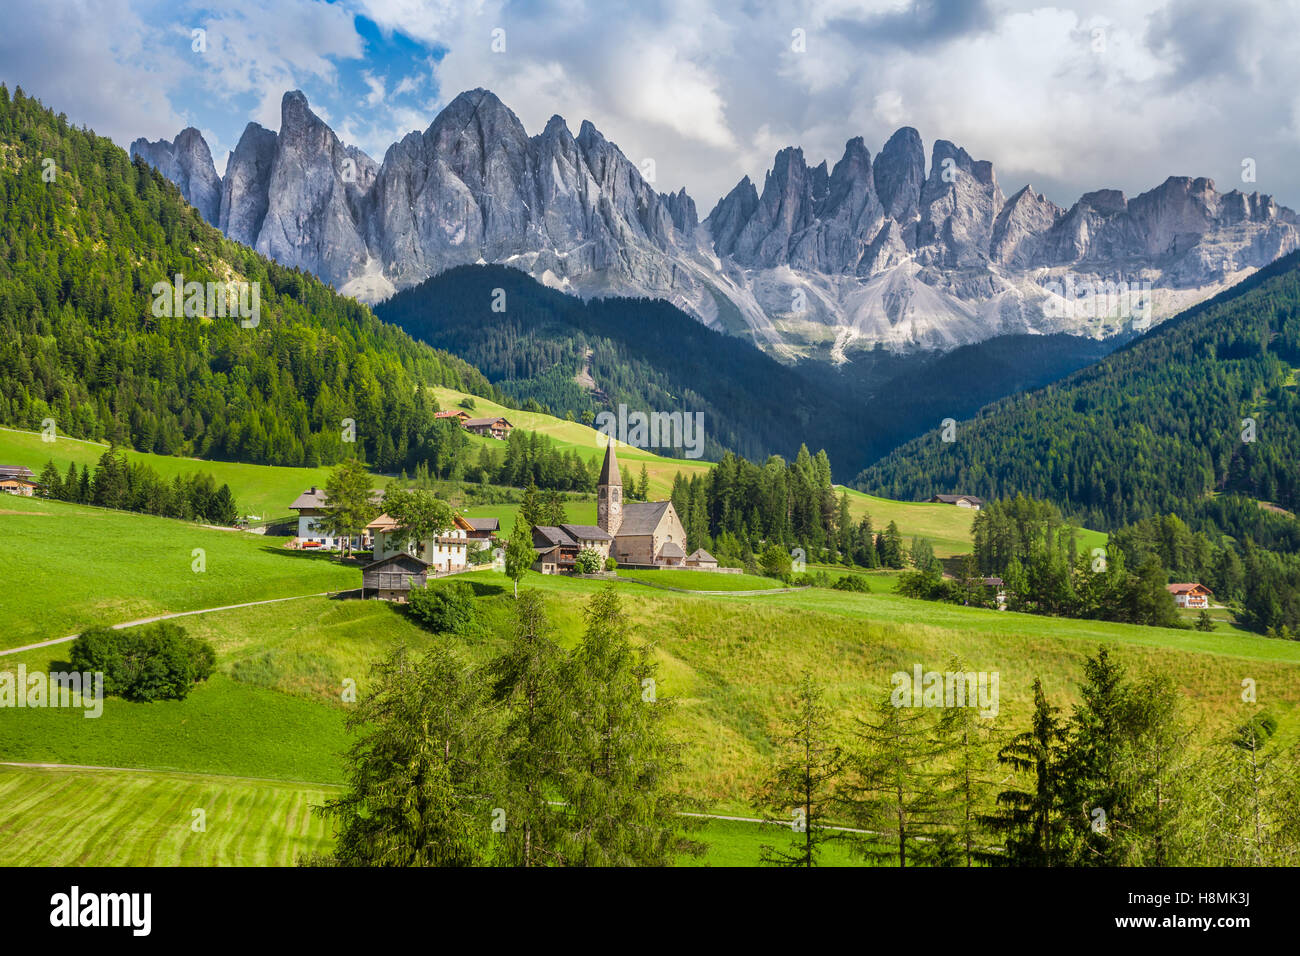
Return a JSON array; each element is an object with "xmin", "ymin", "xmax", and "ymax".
[
  {"xmin": 375, "ymin": 264, "xmax": 867, "ymax": 467},
  {"xmin": 0, "ymin": 85, "xmax": 500, "ymax": 472},
  {"xmin": 857, "ymin": 248, "xmax": 1300, "ymax": 538}
]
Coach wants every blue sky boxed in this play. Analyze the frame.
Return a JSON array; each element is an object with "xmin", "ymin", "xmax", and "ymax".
[{"xmin": 3, "ymin": 0, "xmax": 1300, "ymax": 212}]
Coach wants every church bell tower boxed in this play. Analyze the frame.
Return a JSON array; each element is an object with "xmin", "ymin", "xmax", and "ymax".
[{"xmin": 597, "ymin": 440, "xmax": 622, "ymax": 537}]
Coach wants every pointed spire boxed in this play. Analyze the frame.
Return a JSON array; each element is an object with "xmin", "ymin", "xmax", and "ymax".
[{"xmin": 599, "ymin": 439, "xmax": 621, "ymax": 486}]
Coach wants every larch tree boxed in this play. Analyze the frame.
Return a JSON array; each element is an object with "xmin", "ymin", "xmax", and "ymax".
[{"xmin": 757, "ymin": 671, "xmax": 843, "ymax": 867}]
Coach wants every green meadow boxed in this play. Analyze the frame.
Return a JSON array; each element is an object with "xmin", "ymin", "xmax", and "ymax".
[
  {"xmin": 616, "ymin": 568, "xmax": 787, "ymax": 591},
  {"xmin": 0, "ymin": 426, "xmax": 335, "ymax": 523},
  {"xmin": 6, "ymin": 558, "xmax": 1297, "ymax": 831},
  {"xmin": 0, "ymin": 496, "xmax": 356, "ymax": 649},
  {"xmin": 0, "ymin": 765, "xmax": 337, "ymax": 866}
]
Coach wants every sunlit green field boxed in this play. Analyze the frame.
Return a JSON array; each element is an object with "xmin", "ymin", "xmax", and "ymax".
[
  {"xmin": 0, "ymin": 426, "xmax": 336, "ymax": 523},
  {"xmin": 617, "ymin": 568, "xmax": 786, "ymax": 591},
  {"xmin": 431, "ymin": 386, "xmax": 712, "ymax": 499},
  {"xmin": 0, "ymin": 765, "xmax": 336, "ymax": 866},
  {"xmin": 0, "ymin": 496, "xmax": 356, "ymax": 650}
]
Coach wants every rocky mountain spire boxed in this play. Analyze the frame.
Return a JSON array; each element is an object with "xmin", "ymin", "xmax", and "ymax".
[
  {"xmin": 130, "ymin": 127, "xmax": 221, "ymax": 225},
  {"xmin": 134, "ymin": 91, "xmax": 1300, "ymax": 357}
]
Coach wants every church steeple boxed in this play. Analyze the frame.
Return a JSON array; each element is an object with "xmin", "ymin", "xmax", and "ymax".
[{"xmin": 597, "ymin": 440, "xmax": 622, "ymax": 537}]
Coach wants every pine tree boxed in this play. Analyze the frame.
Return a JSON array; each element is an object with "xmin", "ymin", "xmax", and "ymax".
[
  {"xmin": 757, "ymin": 672, "xmax": 843, "ymax": 867},
  {"xmin": 1059, "ymin": 646, "xmax": 1134, "ymax": 865},
  {"xmin": 934, "ymin": 657, "xmax": 1001, "ymax": 866},
  {"xmin": 37, "ymin": 459, "xmax": 60, "ymax": 499},
  {"xmin": 60, "ymin": 461, "xmax": 77, "ymax": 501}
]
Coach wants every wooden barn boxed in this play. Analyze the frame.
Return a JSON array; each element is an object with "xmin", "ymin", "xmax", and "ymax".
[{"xmin": 361, "ymin": 553, "xmax": 430, "ymax": 602}]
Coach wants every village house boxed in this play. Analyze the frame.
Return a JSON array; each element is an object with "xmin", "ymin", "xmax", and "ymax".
[
  {"xmin": 597, "ymin": 442, "xmax": 689, "ymax": 568},
  {"xmin": 983, "ymin": 576, "xmax": 1008, "ymax": 610},
  {"xmin": 463, "ymin": 517, "xmax": 500, "ymax": 549},
  {"xmin": 435, "ymin": 408, "xmax": 470, "ymax": 424},
  {"xmin": 463, "ymin": 416, "xmax": 513, "ymax": 440},
  {"xmin": 930, "ymin": 494, "xmax": 984, "ymax": 510},
  {"xmin": 288, "ymin": 486, "xmax": 383, "ymax": 550},
  {"xmin": 360, "ymin": 553, "xmax": 429, "ymax": 602},
  {"xmin": 1167, "ymin": 582, "xmax": 1212, "ymax": 609},
  {"xmin": 366, "ymin": 511, "xmax": 475, "ymax": 574},
  {"xmin": 530, "ymin": 523, "xmax": 613, "ymax": 573},
  {"xmin": 0, "ymin": 465, "xmax": 39, "ymax": 496}
]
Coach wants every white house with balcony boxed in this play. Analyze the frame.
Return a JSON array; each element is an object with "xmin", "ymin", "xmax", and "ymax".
[{"xmin": 366, "ymin": 511, "xmax": 475, "ymax": 574}]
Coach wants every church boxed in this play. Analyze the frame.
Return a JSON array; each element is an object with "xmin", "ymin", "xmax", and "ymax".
[{"xmin": 597, "ymin": 440, "xmax": 689, "ymax": 568}]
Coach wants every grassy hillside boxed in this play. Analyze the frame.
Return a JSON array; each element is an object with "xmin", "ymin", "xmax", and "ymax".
[
  {"xmin": 431, "ymin": 385, "xmax": 712, "ymax": 499},
  {"xmin": 0, "ymin": 496, "xmax": 356, "ymax": 649},
  {"xmin": 6, "ymin": 564, "xmax": 1296, "ymax": 804},
  {"xmin": 0, "ymin": 426, "xmax": 339, "ymax": 522}
]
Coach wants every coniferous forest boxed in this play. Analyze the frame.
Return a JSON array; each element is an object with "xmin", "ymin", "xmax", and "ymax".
[{"xmin": 0, "ymin": 85, "xmax": 499, "ymax": 473}]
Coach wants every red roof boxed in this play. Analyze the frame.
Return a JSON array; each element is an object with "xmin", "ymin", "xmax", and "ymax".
[{"xmin": 1166, "ymin": 582, "xmax": 1212, "ymax": 595}]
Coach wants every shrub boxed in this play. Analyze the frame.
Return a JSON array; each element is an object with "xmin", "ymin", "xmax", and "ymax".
[
  {"xmin": 407, "ymin": 580, "xmax": 477, "ymax": 635},
  {"xmin": 832, "ymin": 574, "xmax": 871, "ymax": 592},
  {"xmin": 68, "ymin": 622, "xmax": 215, "ymax": 702},
  {"xmin": 574, "ymin": 548, "xmax": 604, "ymax": 574},
  {"xmin": 759, "ymin": 544, "xmax": 792, "ymax": 579},
  {"xmin": 604, "ymin": 556, "xmax": 618, "ymax": 572}
]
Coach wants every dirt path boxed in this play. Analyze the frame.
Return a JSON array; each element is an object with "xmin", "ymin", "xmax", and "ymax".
[{"xmin": 0, "ymin": 590, "xmax": 341, "ymax": 658}]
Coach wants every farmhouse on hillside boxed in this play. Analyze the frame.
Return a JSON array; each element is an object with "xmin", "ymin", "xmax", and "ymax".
[
  {"xmin": 930, "ymin": 493, "xmax": 983, "ymax": 510},
  {"xmin": 463, "ymin": 416, "xmax": 513, "ymax": 440},
  {"xmin": 367, "ymin": 511, "xmax": 475, "ymax": 573},
  {"xmin": 289, "ymin": 486, "xmax": 383, "ymax": 550},
  {"xmin": 435, "ymin": 408, "xmax": 470, "ymax": 424},
  {"xmin": 596, "ymin": 441, "xmax": 688, "ymax": 568},
  {"xmin": 1166, "ymin": 582, "xmax": 1212, "ymax": 609},
  {"xmin": 360, "ymin": 553, "xmax": 429, "ymax": 602},
  {"xmin": 0, "ymin": 465, "xmax": 39, "ymax": 496}
]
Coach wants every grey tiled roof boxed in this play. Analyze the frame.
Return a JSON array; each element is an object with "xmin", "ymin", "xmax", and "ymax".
[{"xmin": 616, "ymin": 501, "xmax": 671, "ymax": 535}]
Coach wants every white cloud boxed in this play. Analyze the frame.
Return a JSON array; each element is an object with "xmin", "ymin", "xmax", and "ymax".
[{"xmin": 5, "ymin": 0, "xmax": 1300, "ymax": 217}]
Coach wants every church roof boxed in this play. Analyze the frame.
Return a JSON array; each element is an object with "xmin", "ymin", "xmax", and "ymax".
[
  {"xmin": 617, "ymin": 500, "xmax": 672, "ymax": 536},
  {"xmin": 598, "ymin": 440, "xmax": 621, "ymax": 486},
  {"xmin": 561, "ymin": 524, "xmax": 613, "ymax": 542},
  {"xmin": 659, "ymin": 541, "xmax": 686, "ymax": 559}
]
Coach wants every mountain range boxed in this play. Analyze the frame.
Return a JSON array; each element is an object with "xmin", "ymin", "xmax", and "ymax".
[{"xmin": 133, "ymin": 88, "xmax": 1300, "ymax": 360}]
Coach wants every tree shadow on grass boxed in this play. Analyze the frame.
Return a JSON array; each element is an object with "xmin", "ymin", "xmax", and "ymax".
[{"xmin": 463, "ymin": 580, "xmax": 507, "ymax": 597}]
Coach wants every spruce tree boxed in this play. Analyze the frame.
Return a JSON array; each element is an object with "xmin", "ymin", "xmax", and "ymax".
[
  {"xmin": 38, "ymin": 459, "xmax": 60, "ymax": 499},
  {"xmin": 982, "ymin": 678, "xmax": 1070, "ymax": 865}
]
